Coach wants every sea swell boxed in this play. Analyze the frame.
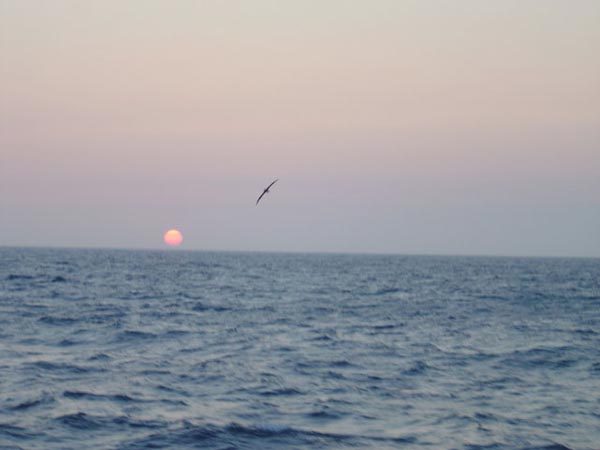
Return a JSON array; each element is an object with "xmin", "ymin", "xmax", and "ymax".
[{"xmin": 0, "ymin": 248, "xmax": 599, "ymax": 449}]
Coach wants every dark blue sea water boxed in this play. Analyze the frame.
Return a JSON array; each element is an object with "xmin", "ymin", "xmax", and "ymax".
[{"xmin": 1, "ymin": 248, "xmax": 599, "ymax": 450}]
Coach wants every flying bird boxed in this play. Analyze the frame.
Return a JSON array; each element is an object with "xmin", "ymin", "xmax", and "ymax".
[{"xmin": 256, "ymin": 179, "xmax": 278, "ymax": 205}]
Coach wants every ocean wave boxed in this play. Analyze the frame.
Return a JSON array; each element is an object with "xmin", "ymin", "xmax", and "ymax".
[
  {"xmin": 227, "ymin": 422, "xmax": 419, "ymax": 445},
  {"xmin": 498, "ymin": 346, "xmax": 580, "ymax": 370},
  {"xmin": 38, "ymin": 315, "xmax": 79, "ymax": 326},
  {"xmin": 8, "ymin": 392, "xmax": 55, "ymax": 411},
  {"xmin": 191, "ymin": 302, "xmax": 231, "ymax": 312},
  {"xmin": 88, "ymin": 353, "xmax": 112, "ymax": 361},
  {"xmin": 402, "ymin": 360, "xmax": 431, "ymax": 376},
  {"xmin": 116, "ymin": 421, "xmax": 417, "ymax": 449},
  {"xmin": 26, "ymin": 360, "xmax": 99, "ymax": 374},
  {"xmin": 6, "ymin": 274, "xmax": 35, "ymax": 281},
  {"xmin": 305, "ymin": 409, "xmax": 343, "ymax": 420},
  {"xmin": 258, "ymin": 387, "xmax": 304, "ymax": 397},
  {"xmin": 62, "ymin": 389, "xmax": 189, "ymax": 407},
  {"xmin": 63, "ymin": 390, "xmax": 137, "ymax": 403},
  {"xmin": 519, "ymin": 445, "xmax": 573, "ymax": 450},
  {"xmin": 0, "ymin": 422, "xmax": 40, "ymax": 440},
  {"xmin": 56, "ymin": 412, "xmax": 164, "ymax": 431},
  {"xmin": 371, "ymin": 287, "xmax": 402, "ymax": 296},
  {"xmin": 115, "ymin": 330, "xmax": 159, "ymax": 341}
]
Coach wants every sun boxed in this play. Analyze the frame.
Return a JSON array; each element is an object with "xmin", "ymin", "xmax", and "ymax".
[{"xmin": 163, "ymin": 229, "xmax": 183, "ymax": 247}]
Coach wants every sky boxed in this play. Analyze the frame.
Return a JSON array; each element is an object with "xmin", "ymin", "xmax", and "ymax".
[{"xmin": 1, "ymin": 0, "xmax": 599, "ymax": 256}]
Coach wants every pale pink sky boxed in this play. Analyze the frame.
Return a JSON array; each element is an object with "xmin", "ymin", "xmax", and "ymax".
[{"xmin": 1, "ymin": 1, "xmax": 599, "ymax": 255}]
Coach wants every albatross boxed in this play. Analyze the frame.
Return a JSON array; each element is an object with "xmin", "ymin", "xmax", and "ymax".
[{"xmin": 256, "ymin": 179, "xmax": 278, "ymax": 205}]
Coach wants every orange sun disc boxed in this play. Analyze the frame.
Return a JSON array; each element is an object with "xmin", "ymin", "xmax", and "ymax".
[{"xmin": 163, "ymin": 229, "xmax": 183, "ymax": 246}]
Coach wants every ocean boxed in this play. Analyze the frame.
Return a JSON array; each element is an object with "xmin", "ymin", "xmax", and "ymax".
[{"xmin": 0, "ymin": 247, "xmax": 599, "ymax": 450}]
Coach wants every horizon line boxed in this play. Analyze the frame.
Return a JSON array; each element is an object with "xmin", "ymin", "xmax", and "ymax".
[{"xmin": 1, "ymin": 244, "xmax": 599, "ymax": 260}]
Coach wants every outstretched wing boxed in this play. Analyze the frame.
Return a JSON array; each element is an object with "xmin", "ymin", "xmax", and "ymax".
[
  {"xmin": 256, "ymin": 190, "xmax": 267, "ymax": 205},
  {"xmin": 266, "ymin": 179, "xmax": 278, "ymax": 190}
]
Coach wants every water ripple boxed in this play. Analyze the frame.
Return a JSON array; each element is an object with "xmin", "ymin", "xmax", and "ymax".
[{"xmin": 0, "ymin": 248, "xmax": 598, "ymax": 449}]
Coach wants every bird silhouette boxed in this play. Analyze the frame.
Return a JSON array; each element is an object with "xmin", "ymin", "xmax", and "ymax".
[{"xmin": 256, "ymin": 179, "xmax": 278, "ymax": 205}]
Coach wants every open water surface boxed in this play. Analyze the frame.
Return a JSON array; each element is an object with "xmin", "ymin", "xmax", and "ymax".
[{"xmin": 1, "ymin": 248, "xmax": 599, "ymax": 449}]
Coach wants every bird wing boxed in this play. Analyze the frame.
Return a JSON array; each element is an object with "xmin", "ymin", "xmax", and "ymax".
[
  {"xmin": 266, "ymin": 179, "xmax": 278, "ymax": 190},
  {"xmin": 256, "ymin": 190, "xmax": 267, "ymax": 205}
]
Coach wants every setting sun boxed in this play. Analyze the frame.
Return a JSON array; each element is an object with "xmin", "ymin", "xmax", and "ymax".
[{"xmin": 163, "ymin": 229, "xmax": 183, "ymax": 247}]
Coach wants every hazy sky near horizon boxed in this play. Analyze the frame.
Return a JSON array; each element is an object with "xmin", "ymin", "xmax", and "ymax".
[{"xmin": 1, "ymin": 1, "xmax": 599, "ymax": 256}]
